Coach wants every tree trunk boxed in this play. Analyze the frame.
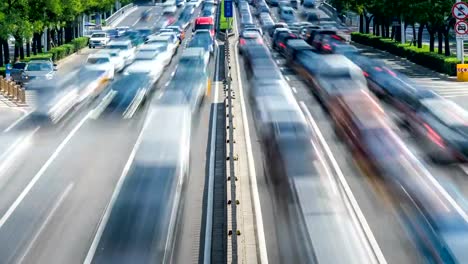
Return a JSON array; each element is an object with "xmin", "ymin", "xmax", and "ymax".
[
  {"xmin": 427, "ymin": 25, "xmax": 435, "ymax": 52},
  {"xmin": 375, "ymin": 16, "xmax": 380, "ymax": 36},
  {"xmin": 37, "ymin": 33, "xmax": 43, "ymax": 53},
  {"xmin": 444, "ymin": 29, "xmax": 450, "ymax": 56},
  {"xmin": 20, "ymin": 44, "xmax": 24, "ymax": 60},
  {"xmin": 412, "ymin": 24, "xmax": 417, "ymax": 46},
  {"xmin": 359, "ymin": 14, "xmax": 364, "ymax": 33},
  {"xmin": 14, "ymin": 46, "xmax": 19, "ymax": 61},
  {"xmin": 365, "ymin": 14, "xmax": 373, "ymax": 34},
  {"xmin": 417, "ymin": 23, "xmax": 425, "ymax": 48},
  {"xmin": 64, "ymin": 25, "xmax": 73, "ymax": 43},
  {"xmin": 0, "ymin": 39, "xmax": 3, "ymax": 67},
  {"xmin": 26, "ymin": 41, "xmax": 30, "ymax": 57},
  {"xmin": 385, "ymin": 22, "xmax": 391, "ymax": 38},
  {"xmin": 2, "ymin": 39, "xmax": 9, "ymax": 64},
  {"xmin": 437, "ymin": 28, "xmax": 443, "ymax": 54},
  {"xmin": 47, "ymin": 28, "xmax": 51, "ymax": 50}
]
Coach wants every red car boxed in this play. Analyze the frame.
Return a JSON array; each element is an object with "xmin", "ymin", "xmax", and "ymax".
[{"xmin": 194, "ymin": 17, "xmax": 215, "ymax": 37}]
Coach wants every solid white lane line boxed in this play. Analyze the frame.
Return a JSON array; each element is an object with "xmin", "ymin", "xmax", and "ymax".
[
  {"xmin": 235, "ymin": 42, "xmax": 269, "ymax": 263},
  {"xmin": 203, "ymin": 44, "xmax": 220, "ymax": 264},
  {"xmin": 17, "ymin": 183, "xmax": 74, "ymax": 264},
  {"xmin": 0, "ymin": 113, "xmax": 90, "ymax": 230},
  {"xmin": 83, "ymin": 115, "xmax": 148, "ymax": 264},
  {"xmin": 299, "ymin": 101, "xmax": 387, "ymax": 264},
  {"xmin": 292, "ymin": 87, "xmax": 297, "ymax": 93}
]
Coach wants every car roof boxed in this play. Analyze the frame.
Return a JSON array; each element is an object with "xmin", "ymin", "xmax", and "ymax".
[
  {"xmin": 147, "ymin": 35, "xmax": 171, "ymax": 41},
  {"xmin": 181, "ymin": 47, "xmax": 206, "ymax": 57},
  {"xmin": 196, "ymin": 17, "xmax": 214, "ymax": 23},
  {"xmin": 88, "ymin": 53, "xmax": 110, "ymax": 58}
]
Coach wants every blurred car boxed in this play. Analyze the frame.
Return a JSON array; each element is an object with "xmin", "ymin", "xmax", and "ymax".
[
  {"xmin": 268, "ymin": 22, "xmax": 288, "ymax": 37},
  {"xmin": 303, "ymin": 0, "xmax": 316, "ymax": 7},
  {"xmin": 313, "ymin": 33, "xmax": 348, "ymax": 53},
  {"xmin": 271, "ymin": 28, "xmax": 291, "ymax": 45},
  {"xmin": 306, "ymin": 29, "xmax": 338, "ymax": 48},
  {"xmin": 301, "ymin": 25, "xmax": 321, "ymax": 39},
  {"xmin": 305, "ymin": 11, "xmax": 320, "ymax": 23},
  {"xmin": 201, "ymin": 9, "xmax": 215, "ymax": 18},
  {"xmin": 19, "ymin": 60, "xmax": 57, "ymax": 84},
  {"xmin": 10, "ymin": 62, "xmax": 27, "ymax": 83},
  {"xmin": 124, "ymin": 57, "xmax": 165, "ymax": 83},
  {"xmin": 179, "ymin": 47, "xmax": 209, "ymax": 71},
  {"xmin": 194, "ymin": 17, "xmax": 215, "ymax": 38},
  {"xmin": 116, "ymin": 26, "xmax": 130, "ymax": 35},
  {"xmin": 135, "ymin": 28, "xmax": 154, "ymax": 40},
  {"xmin": 100, "ymin": 73, "xmax": 153, "ymax": 117},
  {"xmin": 146, "ymin": 35, "xmax": 178, "ymax": 55},
  {"xmin": 239, "ymin": 31, "xmax": 263, "ymax": 54},
  {"xmin": 255, "ymin": 4, "xmax": 270, "ymax": 16},
  {"xmin": 308, "ymin": 55, "xmax": 368, "ymax": 108},
  {"xmin": 99, "ymin": 49, "xmax": 125, "ymax": 72},
  {"xmin": 141, "ymin": 9, "xmax": 152, "ymax": 21},
  {"xmin": 120, "ymin": 30, "xmax": 145, "ymax": 46},
  {"xmin": 89, "ymin": 32, "xmax": 110, "ymax": 48},
  {"xmin": 283, "ymin": 38, "xmax": 313, "ymax": 61},
  {"xmin": 272, "ymin": 30, "xmax": 298, "ymax": 53},
  {"xmin": 330, "ymin": 44, "xmax": 359, "ymax": 55},
  {"xmin": 164, "ymin": 25, "xmax": 185, "ymax": 40},
  {"xmin": 137, "ymin": 43, "xmax": 173, "ymax": 67},
  {"xmin": 26, "ymin": 80, "xmax": 80, "ymax": 123},
  {"xmin": 266, "ymin": 0, "xmax": 279, "ymax": 6},
  {"xmin": 157, "ymin": 31, "xmax": 181, "ymax": 47},
  {"xmin": 279, "ymin": 6, "xmax": 296, "ymax": 23},
  {"xmin": 202, "ymin": 0, "xmax": 216, "ymax": 14},
  {"xmin": 163, "ymin": 5, "xmax": 177, "ymax": 15},
  {"xmin": 189, "ymin": 30, "xmax": 214, "ymax": 54},
  {"xmin": 106, "ymin": 39, "xmax": 136, "ymax": 65},
  {"xmin": 189, "ymin": 0, "xmax": 202, "ymax": 7},
  {"xmin": 106, "ymin": 29, "xmax": 120, "ymax": 39},
  {"xmin": 84, "ymin": 53, "xmax": 115, "ymax": 80},
  {"xmin": 176, "ymin": 0, "xmax": 185, "ymax": 7}
]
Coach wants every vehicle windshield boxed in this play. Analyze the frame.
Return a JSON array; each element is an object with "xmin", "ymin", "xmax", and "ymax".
[
  {"xmin": 108, "ymin": 45, "xmax": 129, "ymax": 50},
  {"xmin": 26, "ymin": 63, "xmax": 52, "ymax": 71},
  {"xmin": 91, "ymin": 33, "xmax": 106, "ymax": 38},
  {"xmin": 196, "ymin": 24, "xmax": 213, "ymax": 30},
  {"xmin": 421, "ymin": 99, "xmax": 468, "ymax": 126},
  {"xmin": 87, "ymin": 57, "xmax": 110, "ymax": 64},
  {"xmin": 135, "ymin": 51, "xmax": 158, "ymax": 60}
]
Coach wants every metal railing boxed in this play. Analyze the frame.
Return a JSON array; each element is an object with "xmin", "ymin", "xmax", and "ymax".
[
  {"xmin": 105, "ymin": 3, "xmax": 135, "ymax": 26},
  {"xmin": 0, "ymin": 77, "xmax": 26, "ymax": 105},
  {"xmin": 224, "ymin": 32, "xmax": 239, "ymax": 263}
]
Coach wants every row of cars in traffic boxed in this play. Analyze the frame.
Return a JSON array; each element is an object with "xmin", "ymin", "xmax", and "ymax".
[
  {"xmin": 237, "ymin": 0, "xmax": 468, "ymax": 262},
  {"xmin": 91, "ymin": 2, "xmax": 220, "ymax": 260}
]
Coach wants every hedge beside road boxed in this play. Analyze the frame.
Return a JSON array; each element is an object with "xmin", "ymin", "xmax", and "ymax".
[
  {"xmin": 351, "ymin": 33, "xmax": 465, "ymax": 76},
  {"xmin": 0, "ymin": 37, "xmax": 89, "ymax": 76}
]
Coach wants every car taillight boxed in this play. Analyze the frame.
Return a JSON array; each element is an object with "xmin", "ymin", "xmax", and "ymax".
[
  {"xmin": 279, "ymin": 42, "xmax": 286, "ymax": 49},
  {"xmin": 424, "ymin": 123, "xmax": 445, "ymax": 148},
  {"xmin": 323, "ymin": 44, "xmax": 331, "ymax": 51},
  {"xmin": 240, "ymin": 39, "xmax": 246, "ymax": 45},
  {"xmin": 363, "ymin": 71, "xmax": 369, "ymax": 77},
  {"xmin": 331, "ymin": 35, "xmax": 342, "ymax": 40},
  {"xmin": 374, "ymin": 66, "xmax": 382, "ymax": 71},
  {"xmin": 257, "ymin": 38, "xmax": 263, "ymax": 44}
]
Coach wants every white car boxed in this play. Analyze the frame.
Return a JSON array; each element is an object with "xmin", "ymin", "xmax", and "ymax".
[
  {"xmin": 106, "ymin": 39, "xmax": 136, "ymax": 66},
  {"xmin": 125, "ymin": 61, "xmax": 165, "ymax": 84},
  {"xmin": 138, "ymin": 44, "xmax": 173, "ymax": 66},
  {"xmin": 89, "ymin": 32, "xmax": 110, "ymax": 48},
  {"xmin": 146, "ymin": 35, "xmax": 178, "ymax": 56},
  {"xmin": 99, "ymin": 49, "xmax": 125, "ymax": 72},
  {"xmin": 84, "ymin": 53, "xmax": 115, "ymax": 80},
  {"xmin": 163, "ymin": 5, "xmax": 177, "ymax": 14}
]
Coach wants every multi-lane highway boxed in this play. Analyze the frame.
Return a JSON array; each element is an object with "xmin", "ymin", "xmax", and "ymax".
[{"xmin": 0, "ymin": 4, "xmax": 221, "ymax": 264}]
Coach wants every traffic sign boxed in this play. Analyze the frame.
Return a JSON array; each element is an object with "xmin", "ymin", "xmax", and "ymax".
[
  {"xmin": 224, "ymin": 0, "xmax": 233, "ymax": 18},
  {"xmin": 455, "ymin": 20, "xmax": 468, "ymax": 35},
  {"xmin": 452, "ymin": 2, "xmax": 468, "ymax": 20}
]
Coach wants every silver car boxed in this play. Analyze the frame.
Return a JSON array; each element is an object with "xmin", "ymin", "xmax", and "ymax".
[{"xmin": 20, "ymin": 60, "xmax": 57, "ymax": 85}]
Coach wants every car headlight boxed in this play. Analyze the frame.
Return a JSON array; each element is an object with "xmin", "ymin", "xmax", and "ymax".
[{"xmin": 46, "ymin": 73, "xmax": 53, "ymax": 80}]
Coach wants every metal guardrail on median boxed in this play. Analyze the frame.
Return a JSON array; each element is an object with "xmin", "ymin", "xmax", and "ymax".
[
  {"xmin": 105, "ymin": 3, "xmax": 135, "ymax": 26},
  {"xmin": 0, "ymin": 77, "xmax": 26, "ymax": 105}
]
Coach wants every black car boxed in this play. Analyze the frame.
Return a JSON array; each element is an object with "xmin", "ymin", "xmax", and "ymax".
[
  {"xmin": 272, "ymin": 30, "xmax": 298, "ymax": 51},
  {"xmin": 239, "ymin": 30, "xmax": 263, "ymax": 54}
]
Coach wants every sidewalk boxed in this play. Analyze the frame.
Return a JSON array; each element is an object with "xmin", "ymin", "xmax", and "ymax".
[{"xmin": 353, "ymin": 42, "xmax": 468, "ymax": 109}]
